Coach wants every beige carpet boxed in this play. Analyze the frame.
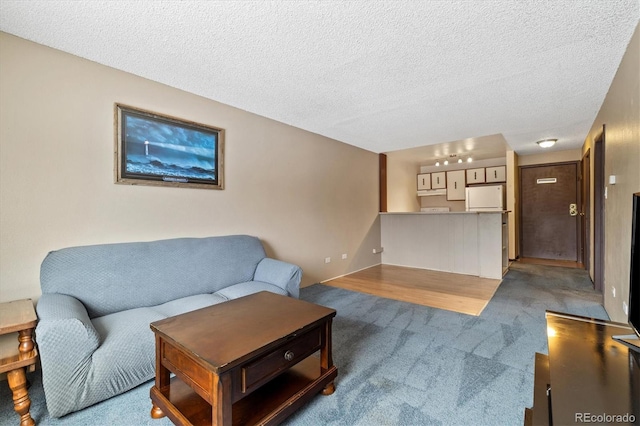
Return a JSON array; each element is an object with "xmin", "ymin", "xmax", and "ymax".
[{"xmin": 322, "ymin": 264, "xmax": 503, "ymax": 316}]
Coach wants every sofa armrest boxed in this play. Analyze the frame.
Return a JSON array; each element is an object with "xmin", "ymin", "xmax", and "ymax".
[
  {"xmin": 35, "ymin": 293, "xmax": 100, "ymax": 417},
  {"xmin": 254, "ymin": 258, "xmax": 302, "ymax": 298}
]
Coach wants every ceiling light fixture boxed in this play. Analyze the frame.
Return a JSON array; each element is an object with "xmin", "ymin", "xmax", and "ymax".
[
  {"xmin": 435, "ymin": 161, "xmax": 440, "ymax": 167},
  {"xmin": 444, "ymin": 160, "xmax": 449, "ymax": 166},
  {"xmin": 467, "ymin": 157, "xmax": 473, "ymax": 163},
  {"xmin": 537, "ymin": 139, "xmax": 557, "ymax": 148},
  {"xmin": 458, "ymin": 158, "xmax": 463, "ymax": 164}
]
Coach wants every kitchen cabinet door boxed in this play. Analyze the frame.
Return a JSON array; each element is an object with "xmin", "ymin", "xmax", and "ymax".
[
  {"xmin": 431, "ymin": 172, "xmax": 446, "ymax": 189},
  {"xmin": 466, "ymin": 168, "xmax": 485, "ymax": 184},
  {"xmin": 417, "ymin": 173, "xmax": 431, "ymax": 190},
  {"xmin": 486, "ymin": 166, "xmax": 506, "ymax": 182},
  {"xmin": 446, "ymin": 170, "xmax": 466, "ymax": 200}
]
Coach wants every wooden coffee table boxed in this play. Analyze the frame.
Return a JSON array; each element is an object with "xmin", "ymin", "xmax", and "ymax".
[{"xmin": 149, "ymin": 291, "xmax": 338, "ymax": 426}]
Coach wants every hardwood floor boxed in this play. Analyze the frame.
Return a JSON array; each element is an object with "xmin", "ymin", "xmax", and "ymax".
[{"xmin": 322, "ymin": 264, "xmax": 502, "ymax": 316}]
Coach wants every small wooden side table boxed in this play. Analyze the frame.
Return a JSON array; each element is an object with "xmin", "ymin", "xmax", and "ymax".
[{"xmin": 0, "ymin": 299, "xmax": 38, "ymax": 426}]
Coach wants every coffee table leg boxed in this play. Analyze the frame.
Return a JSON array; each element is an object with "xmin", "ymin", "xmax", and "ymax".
[
  {"xmin": 151, "ymin": 335, "xmax": 169, "ymax": 419},
  {"xmin": 150, "ymin": 403, "xmax": 164, "ymax": 419},
  {"xmin": 7, "ymin": 367, "xmax": 35, "ymax": 426},
  {"xmin": 320, "ymin": 318, "xmax": 336, "ymax": 395},
  {"xmin": 212, "ymin": 372, "xmax": 232, "ymax": 426},
  {"xmin": 321, "ymin": 382, "xmax": 336, "ymax": 395}
]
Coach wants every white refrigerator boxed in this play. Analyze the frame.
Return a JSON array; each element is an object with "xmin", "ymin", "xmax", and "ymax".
[{"xmin": 465, "ymin": 185, "xmax": 505, "ymax": 211}]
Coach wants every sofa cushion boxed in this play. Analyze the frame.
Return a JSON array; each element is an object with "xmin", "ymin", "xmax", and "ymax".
[
  {"xmin": 151, "ymin": 293, "xmax": 228, "ymax": 318},
  {"xmin": 214, "ymin": 281, "xmax": 288, "ymax": 300}
]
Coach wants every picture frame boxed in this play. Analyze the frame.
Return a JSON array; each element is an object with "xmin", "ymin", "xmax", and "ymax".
[{"xmin": 115, "ymin": 104, "xmax": 224, "ymax": 190}]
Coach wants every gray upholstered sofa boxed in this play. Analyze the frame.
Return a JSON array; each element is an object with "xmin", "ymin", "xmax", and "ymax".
[{"xmin": 35, "ymin": 235, "xmax": 302, "ymax": 418}]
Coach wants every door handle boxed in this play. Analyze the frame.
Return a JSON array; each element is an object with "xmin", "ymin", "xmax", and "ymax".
[{"xmin": 569, "ymin": 204, "xmax": 578, "ymax": 216}]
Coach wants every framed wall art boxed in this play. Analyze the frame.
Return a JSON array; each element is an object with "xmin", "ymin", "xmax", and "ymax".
[{"xmin": 115, "ymin": 104, "xmax": 224, "ymax": 190}]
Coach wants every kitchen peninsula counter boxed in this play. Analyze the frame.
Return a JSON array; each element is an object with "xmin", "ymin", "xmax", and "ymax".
[{"xmin": 380, "ymin": 211, "xmax": 508, "ymax": 279}]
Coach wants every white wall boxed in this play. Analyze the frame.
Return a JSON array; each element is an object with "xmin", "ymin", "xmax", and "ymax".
[{"xmin": 0, "ymin": 33, "xmax": 382, "ymax": 302}]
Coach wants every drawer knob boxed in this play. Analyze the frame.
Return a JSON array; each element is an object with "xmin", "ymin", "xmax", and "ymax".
[{"xmin": 284, "ymin": 350, "xmax": 294, "ymax": 361}]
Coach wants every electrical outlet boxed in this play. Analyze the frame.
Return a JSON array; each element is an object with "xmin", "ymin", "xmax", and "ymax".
[
  {"xmin": 341, "ymin": 253, "xmax": 348, "ymax": 260},
  {"xmin": 325, "ymin": 257, "xmax": 331, "ymax": 264},
  {"xmin": 623, "ymin": 301, "xmax": 628, "ymax": 316},
  {"xmin": 612, "ymin": 287, "xmax": 616, "ymax": 298}
]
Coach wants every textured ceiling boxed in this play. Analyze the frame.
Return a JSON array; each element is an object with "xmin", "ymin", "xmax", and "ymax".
[{"xmin": 0, "ymin": 1, "xmax": 638, "ymax": 157}]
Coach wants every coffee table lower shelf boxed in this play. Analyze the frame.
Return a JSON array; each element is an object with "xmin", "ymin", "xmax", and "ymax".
[{"xmin": 150, "ymin": 355, "xmax": 337, "ymax": 426}]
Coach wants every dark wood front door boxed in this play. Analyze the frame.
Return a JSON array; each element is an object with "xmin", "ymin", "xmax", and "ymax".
[{"xmin": 520, "ymin": 162, "xmax": 579, "ymax": 261}]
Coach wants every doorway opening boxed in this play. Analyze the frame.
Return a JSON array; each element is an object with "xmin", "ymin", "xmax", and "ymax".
[
  {"xmin": 593, "ymin": 127, "xmax": 605, "ymax": 292},
  {"xmin": 519, "ymin": 162, "xmax": 581, "ymax": 265}
]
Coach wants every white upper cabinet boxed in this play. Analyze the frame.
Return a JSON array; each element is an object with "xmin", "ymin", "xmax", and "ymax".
[
  {"xmin": 466, "ymin": 168, "xmax": 486, "ymax": 184},
  {"xmin": 431, "ymin": 172, "xmax": 446, "ymax": 189},
  {"xmin": 417, "ymin": 173, "xmax": 431, "ymax": 190},
  {"xmin": 446, "ymin": 170, "xmax": 466, "ymax": 200},
  {"xmin": 486, "ymin": 166, "xmax": 506, "ymax": 183}
]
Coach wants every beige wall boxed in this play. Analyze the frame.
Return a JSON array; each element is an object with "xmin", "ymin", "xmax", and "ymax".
[
  {"xmin": 386, "ymin": 157, "xmax": 509, "ymax": 213},
  {"xmin": 0, "ymin": 33, "xmax": 382, "ymax": 302},
  {"xmin": 418, "ymin": 158, "xmax": 509, "ymax": 212},
  {"xmin": 506, "ymin": 151, "xmax": 519, "ymax": 259},
  {"xmin": 517, "ymin": 149, "xmax": 582, "ymax": 166},
  {"xmin": 582, "ymin": 24, "xmax": 639, "ymax": 322},
  {"xmin": 386, "ymin": 159, "xmax": 421, "ymax": 212}
]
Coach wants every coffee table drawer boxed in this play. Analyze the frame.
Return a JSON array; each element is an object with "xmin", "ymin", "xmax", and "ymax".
[{"xmin": 242, "ymin": 327, "xmax": 322, "ymax": 394}]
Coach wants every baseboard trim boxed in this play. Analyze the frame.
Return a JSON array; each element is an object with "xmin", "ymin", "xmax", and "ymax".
[{"xmin": 319, "ymin": 263, "xmax": 382, "ymax": 284}]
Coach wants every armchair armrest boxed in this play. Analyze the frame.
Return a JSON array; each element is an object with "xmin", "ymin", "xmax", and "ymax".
[
  {"xmin": 254, "ymin": 258, "xmax": 302, "ymax": 298},
  {"xmin": 35, "ymin": 293, "xmax": 100, "ymax": 417}
]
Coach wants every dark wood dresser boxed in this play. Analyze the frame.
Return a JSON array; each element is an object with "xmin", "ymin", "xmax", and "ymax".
[{"xmin": 525, "ymin": 311, "xmax": 640, "ymax": 425}]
